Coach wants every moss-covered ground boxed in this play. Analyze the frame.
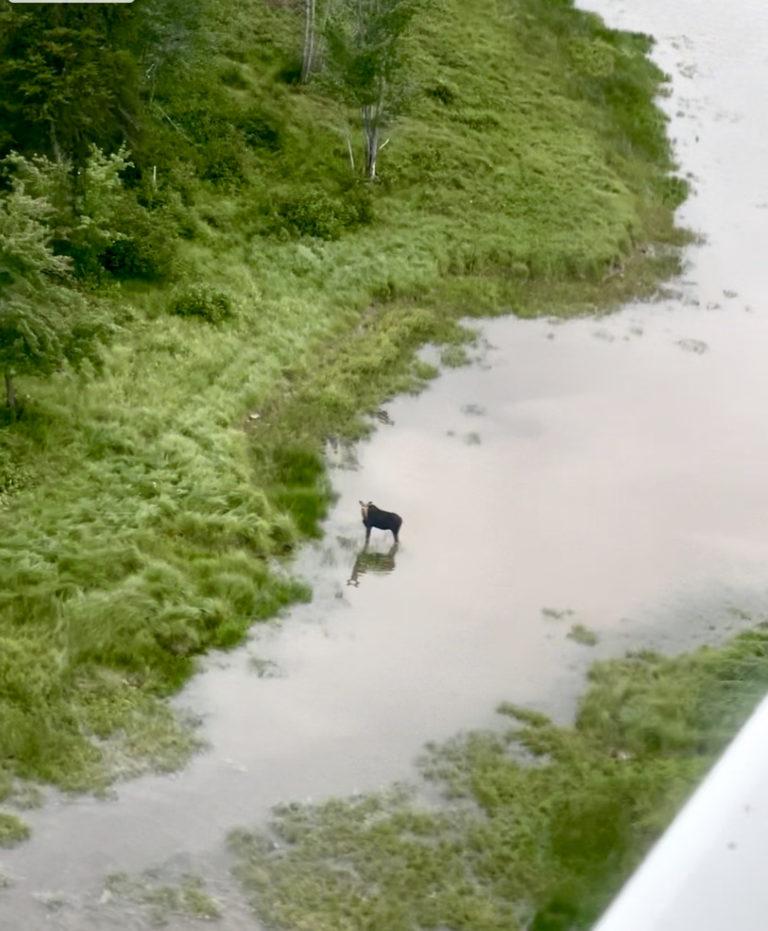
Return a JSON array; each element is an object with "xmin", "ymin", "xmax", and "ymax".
[
  {"xmin": 230, "ymin": 624, "xmax": 768, "ymax": 930},
  {"xmin": 0, "ymin": 0, "xmax": 686, "ymax": 792}
]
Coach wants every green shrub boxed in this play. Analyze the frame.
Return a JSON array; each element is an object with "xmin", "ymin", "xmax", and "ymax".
[
  {"xmin": 101, "ymin": 205, "xmax": 178, "ymax": 280},
  {"xmin": 219, "ymin": 64, "xmax": 249, "ymax": 89},
  {"xmin": 659, "ymin": 174, "xmax": 689, "ymax": 207},
  {"xmin": 0, "ymin": 447, "xmax": 30, "ymax": 499},
  {"xmin": 169, "ymin": 284, "xmax": 234, "ymax": 323},
  {"xmin": 239, "ymin": 111, "xmax": 282, "ymax": 151},
  {"xmin": 275, "ymin": 57, "xmax": 303, "ymax": 85},
  {"xmin": 270, "ymin": 186, "xmax": 374, "ymax": 240},
  {"xmin": 201, "ymin": 136, "xmax": 247, "ymax": 186},
  {"xmin": 424, "ymin": 78, "xmax": 459, "ymax": 104}
]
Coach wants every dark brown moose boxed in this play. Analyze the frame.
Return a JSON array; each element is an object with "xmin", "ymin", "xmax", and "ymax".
[{"xmin": 359, "ymin": 500, "xmax": 402, "ymax": 543}]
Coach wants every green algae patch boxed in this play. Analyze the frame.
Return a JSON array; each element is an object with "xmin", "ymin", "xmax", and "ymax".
[
  {"xmin": 567, "ymin": 623, "xmax": 599, "ymax": 646},
  {"xmin": 104, "ymin": 871, "xmax": 221, "ymax": 926},
  {"xmin": 0, "ymin": 812, "xmax": 30, "ymax": 848},
  {"xmin": 0, "ymin": 0, "xmax": 685, "ymax": 794},
  {"xmin": 230, "ymin": 625, "xmax": 768, "ymax": 930}
]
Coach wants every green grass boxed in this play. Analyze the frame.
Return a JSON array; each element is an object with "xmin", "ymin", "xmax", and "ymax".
[
  {"xmin": 0, "ymin": 812, "xmax": 30, "ymax": 848},
  {"xmin": 0, "ymin": 0, "xmax": 685, "ymax": 790},
  {"xmin": 230, "ymin": 624, "xmax": 768, "ymax": 930},
  {"xmin": 105, "ymin": 871, "xmax": 221, "ymax": 925}
]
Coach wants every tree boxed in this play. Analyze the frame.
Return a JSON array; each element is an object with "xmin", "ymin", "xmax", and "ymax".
[
  {"xmin": 0, "ymin": 182, "xmax": 106, "ymax": 418},
  {"xmin": 0, "ymin": 0, "xmax": 204, "ymax": 189},
  {"xmin": 0, "ymin": 6, "xmax": 140, "ymax": 173},
  {"xmin": 302, "ymin": 0, "xmax": 319, "ymax": 82},
  {"xmin": 125, "ymin": 0, "xmax": 207, "ymax": 105},
  {"xmin": 4, "ymin": 146, "xmax": 132, "ymax": 278},
  {"xmin": 325, "ymin": 0, "xmax": 417, "ymax": 179}
]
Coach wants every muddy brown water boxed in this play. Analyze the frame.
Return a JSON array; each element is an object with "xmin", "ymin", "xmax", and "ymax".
[{"xmin": 3, "ymin": 1, "xmax": 768, "ymax": 927}]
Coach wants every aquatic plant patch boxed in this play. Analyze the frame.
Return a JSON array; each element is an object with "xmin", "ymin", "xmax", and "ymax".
[
  {"xmin": 230, "ymin": 625, "xmax": 768, "ymax": 930},
  {"xmin": 567, "ymin": 623, "xmax": 599, "ymax": 646},
  {"xmin": 0, "ymin": 812, "xmax": 30, "ymax": 849},
  {"xmin": 104, "ymin": 871, "xmax": 221, "ymax": 925}
]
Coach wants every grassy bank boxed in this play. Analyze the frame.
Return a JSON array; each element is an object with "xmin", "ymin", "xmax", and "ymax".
[
  {"xmin": 230, "ymin": 624, "xmax": 768, "ymax": 930},
  {"xmin": 0, "ymin": 0, "xmax": 686, "ymax": 796}
]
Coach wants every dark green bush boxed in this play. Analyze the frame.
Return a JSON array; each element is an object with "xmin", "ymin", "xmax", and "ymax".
[
  {"xmin": 169, "ymin": 284, "xmax": 234, "ymax": 323},
  {"xmin": 201, "ymin": 136, "xmax": 247, "ymax": 185},
  {"xmin": 239, "ymin": 111, "xmax": 282, "ymax": 152},
  {"xmin": 0, "ymin": 447, "xmax": 30, "ymax": 498},
  {"xmin": 424, "ymin": 78, "xmax": 459, "ymax": 104},
  {"xmin": 102, "ymin": 238, "xmax": 168, "ymax": 280},
  {"xmin": 659, "ymin": 174, "xmax": 689, "ymax": 207},
  {"xmin": 270, "ymin": 186, "xmax": 374, "ymax": 240},
  {"xmin": 275, "ymin": 57, "xmax": 303, "ymax": 85},
  {"xmin": 219, "ymin": 64, "xmax": 249, "ymax": 89},
  {"xmin": 100, "ymin": 205, "xmax": 178, "ymax": 280}
]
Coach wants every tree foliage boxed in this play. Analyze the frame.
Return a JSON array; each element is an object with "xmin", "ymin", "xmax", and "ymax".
[
  {"xmin": 325, "ymin": 0, "xmax": 418, "ymax": 178},
  {"xmin": 0, "ymin": 180, "xmax": 107, "ymax": 416},
  {"xmin": 4, "ymin": 146, "xmax": 135, "ymax": 279},
  {"xmin": 0, "ymin": 0, "xmax": 206, "ymax": 176},
  {"xmin": 0, "ymin": 6, "xmax": 140, "ymax": 170}
]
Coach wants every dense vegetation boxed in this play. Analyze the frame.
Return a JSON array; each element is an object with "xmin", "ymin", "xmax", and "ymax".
[
  {"xmin": 0, "ymin": 0, "xmax": 687, "ymax": 808},
  {"xmin": 231, "ymin": 624, "xmax": 768, "ymax": 930}
]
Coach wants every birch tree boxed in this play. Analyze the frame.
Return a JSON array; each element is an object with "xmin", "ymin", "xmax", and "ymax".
[
  {"xmin": 325, "ymin": 0, "xmax": 416, "ymax": 179},
  {"xmin": 301, "ymin": 0, "xmax": 319, "ymax": 82}
]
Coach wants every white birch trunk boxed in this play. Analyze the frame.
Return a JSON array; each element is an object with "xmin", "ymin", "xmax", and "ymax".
[{"xmin": 301, "ymin": 0, "xmax": 317, "ymax": 81}]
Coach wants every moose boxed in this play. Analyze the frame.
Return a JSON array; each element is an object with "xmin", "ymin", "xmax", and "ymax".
[{"xmin": 359, "ymin": 500, "xmax": 402, "ymax": 544}]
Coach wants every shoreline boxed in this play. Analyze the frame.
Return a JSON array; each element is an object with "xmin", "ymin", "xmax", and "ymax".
[{"xmin": 0, "ymin": 0, "xmax": 684, "ymax": 811}]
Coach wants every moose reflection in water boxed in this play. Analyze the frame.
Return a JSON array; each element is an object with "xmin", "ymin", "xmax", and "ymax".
[{"xmin": 347, "ymin": 543, "xmax": 399, "ymax": 587}]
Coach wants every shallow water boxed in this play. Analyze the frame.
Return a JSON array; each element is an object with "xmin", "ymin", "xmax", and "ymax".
[{"xmin": 3, "ymin": 1, "xmax": 768, "ymax": 927}]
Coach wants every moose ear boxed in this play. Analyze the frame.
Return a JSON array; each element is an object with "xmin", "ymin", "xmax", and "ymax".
[{"xmin": 359, "ymin": 500, "xmax": 365, "ymax": 506}]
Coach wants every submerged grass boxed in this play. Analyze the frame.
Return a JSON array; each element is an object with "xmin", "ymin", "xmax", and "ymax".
[
  {"xmin": 0, "ymin": 0, "xmax": 685, "ymax": 791},
  {"xmin": 0, "ymin": 812, "xmax": 30, "ymax": 849},
  {"xmin": 105, "ymin": 871, "xmax": 221, "ymax": 925},
  {"xmin": 567, "ymin": 623, "xmax": 599, "ymax": 646},
  {"xmin": 230, "ymin": 625, "xmax": 768, "ymax": 930}
]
